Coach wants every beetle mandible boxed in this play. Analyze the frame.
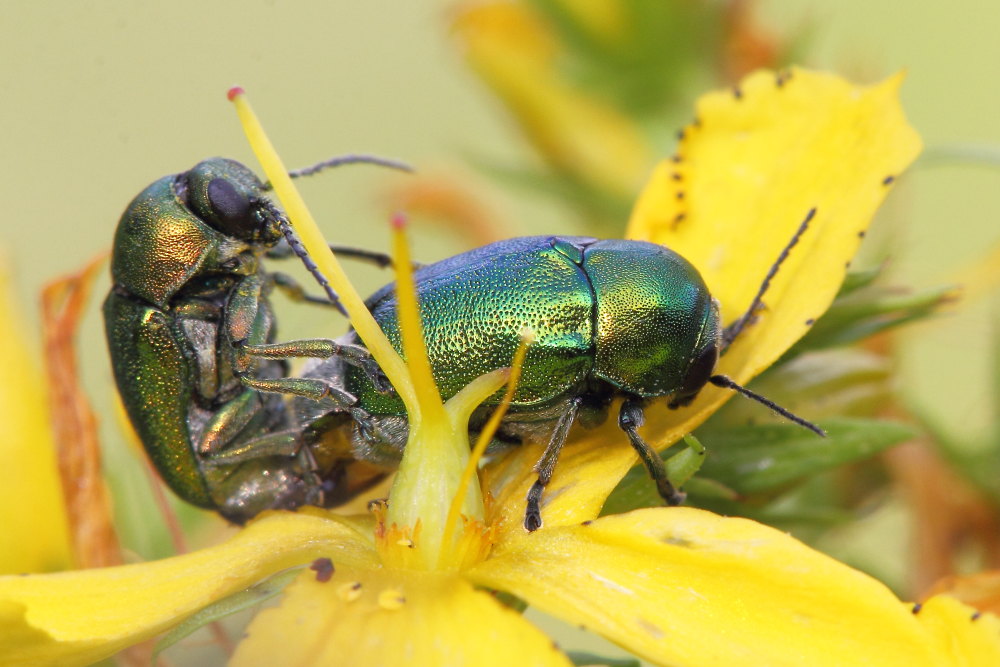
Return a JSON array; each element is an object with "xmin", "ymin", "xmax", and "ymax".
[
  {"xmin": 104, "ymin": 156, "xmax": 403, "ymax": 523},
  {"xmin": 296, "ymin": 210, "xmax": 822, "ymax": 531}
]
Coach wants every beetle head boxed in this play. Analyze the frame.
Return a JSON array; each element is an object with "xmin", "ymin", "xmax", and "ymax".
[
  {"xmin": 668, "ymin": 298, "xmax": 721, "ymax": 409},
  {"xmin": 181, "ymin": 158, "xmax": 283, "ymax": 245}
]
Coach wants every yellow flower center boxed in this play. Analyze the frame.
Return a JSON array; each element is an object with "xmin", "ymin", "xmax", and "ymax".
[{"xmin": 231, "ymin": 89, "xmax": 527, "ymax": 573}]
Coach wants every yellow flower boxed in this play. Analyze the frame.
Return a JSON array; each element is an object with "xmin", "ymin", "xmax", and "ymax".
[
  {"xmin": 2, "ymin": 68, "xmax": 996, "ymax": 667},
  {"xmin": 0, "ymin": 259, "xmax": 72, "ymax": 575}
]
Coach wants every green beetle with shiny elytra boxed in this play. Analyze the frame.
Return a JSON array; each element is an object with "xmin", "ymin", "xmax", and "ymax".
[
  {"xmin": 104, "ymin": 157, "xmax": 397, "ymax": 523},
  {"xmin": 297, "ymin": 215, "xmax": 823, "ymax": 531}
]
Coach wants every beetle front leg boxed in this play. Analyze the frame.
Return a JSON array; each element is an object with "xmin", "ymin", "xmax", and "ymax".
[
  {"xmin": 524, "ymin": 397, "xmax": 582, "ymax": 532},
  {"xmin": 618, "ymin": 398, "xmax": 685, "ymax": 506},
  {"xmin": 241, "ymin": 339, "xmax": 392, "ymax": 394}
]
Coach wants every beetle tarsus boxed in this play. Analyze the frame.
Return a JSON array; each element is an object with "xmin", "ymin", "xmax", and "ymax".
[{"xmin": 524, "ymin": 482, "xmax": 544, "ymax": 532}]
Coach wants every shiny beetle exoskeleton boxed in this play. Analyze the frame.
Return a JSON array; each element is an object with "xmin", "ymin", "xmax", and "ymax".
[
  {"xmin": 298, "ymin": 213, "xmax": 823, "ymax": 531},
  {"xmin": 104, "ymin": 158, "xmax": 390, "ymax": 522}
]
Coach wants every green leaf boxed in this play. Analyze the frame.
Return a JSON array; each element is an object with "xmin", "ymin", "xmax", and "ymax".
[
  {"xmin": 530, "ymin": 0, "xmax": 724, "ymax": 114},
  {"xmin": 787, "ymin": 284, "xmax": 955, "ymax": 357},
  {"xmin": 601, "ymin": 435, "xmax": 732, "ymax": 516},
  {"xmin": 697, "ymin": 418, "xmax": 915, "ymax": 496},
  {"xmin": 839, "ymin": 267, "xmax": 883, "ymax": 295},
  {"xmin": 715, "ymin": 348, "xmax": 892, "ymax": 425}
]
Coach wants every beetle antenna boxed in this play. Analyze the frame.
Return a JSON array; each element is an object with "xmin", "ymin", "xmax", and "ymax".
[
  {"xmin": 721, "ymin": 207, "xmax": 816, "ymax": 350},
  {"xmin": 276, "ymin": 218, "xmax": 348, "ymax": 316},
  {"xmin": 709, "ymin": 374, "xmax": 826, "ymax": 436},
  {"xmin": 262, "ymin": 154, "xmax": 413, "ymax": 190}
]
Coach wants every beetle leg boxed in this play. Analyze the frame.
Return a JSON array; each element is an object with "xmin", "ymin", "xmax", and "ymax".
[
  {"xmin": 240, "ymin": 374, "xmax": 361, "ymax": 404},
  {"xmin": 619, "ymin": 398, "xmax": 686, "ymax": 506},
  {"xmin": 241, "ymin": 340, "xmax": 393, "ymax": 394},
  {"xmin": 525, "ymin": 397, "xmax": 582, "ymax": 532},
  {"xmin": 203, "ymin": 430, "xmax": 302, "ymax": 465}
]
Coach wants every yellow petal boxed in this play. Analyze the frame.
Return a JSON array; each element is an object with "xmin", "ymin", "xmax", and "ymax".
[
  {"xmin": 0, "ymin": 258, "xmax": 72, "ymax": 574},
  {"xmin": 483, "ymin": 433, "xmax": 634, "ymax": 539},
  {"xmin": 482, "ymin": 69, "xmax": 923, "ymax": 535},
  {"xmin": 628, "ymin": 68, "xmax": 921, "ymax": 382},
  {"xmin": 0, "ymin": 511, "xmax": 373, "ymax": 667},
  {"xmin": 233, "ymin": 565, "xmax": 571, "ymax": 667},
  {"xmin": 914, "ymin": 595, "xmax": 1000, "ymax": 666},
  {"xmin": 470, "ymin": 507, "xmax": 993, "ymax": 666}
]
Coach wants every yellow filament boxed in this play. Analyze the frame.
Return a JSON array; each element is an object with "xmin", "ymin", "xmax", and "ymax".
[
  {"xmin": 229, "ymin": 88, "xmax": 416, "ymax": 410},
  {"xmin": 390, "ymin": 216, "xmax": 444, "ymax": 422},
  {"xmin": 439, "ymin": 329, "xmax": 533, "ymax": 561}
]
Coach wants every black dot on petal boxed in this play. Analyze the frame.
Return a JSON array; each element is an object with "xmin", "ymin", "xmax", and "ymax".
[
  {"xmin": 677, "ymin": 129, "xmax": 686, "ymax": 140},
  {"xmin": 882, "ymin": 175, "xmax": 896, "ymax": 186},
  {"xmin": 582, "ymin": 520, "xmax": 593, "ymax": 526},
  {"xmin": 858, "ymin": 230, "xmax": 866, "ymax": 239},
  {"xmin": 672, "ymin": 155, "xmax": 682, "ymax": 164},
  {"xmin": 672, "ymin": 172, "xmax": 682, "ymax": 181},
  {"xmin": 805, "ymin": 318, "xmax": 815, "ymax": 326},
  {"xmin": 972, "ymin": 611, "xmax": 982, "ymax": 621},
  {"xmin": 912, "ymin": 603, "xmax": 922, "ymax": 614},
  {"xmin": 674, "ymin": 213, "xmax": 686, "ymax": 223},
  {"xmin": 733, "ymin": 86, "xmax": 743, "ymax": 99},
  {"xmin": 676, "ymin": 191, "xmax": 685, "ymax": 200}
]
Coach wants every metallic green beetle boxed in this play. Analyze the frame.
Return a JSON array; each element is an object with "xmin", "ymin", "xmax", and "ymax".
[
  {"xmin": 297, "ymin": 218, "xmax": 822, "ymax": 531},
  {"xmin": 104, "ymin": 157, "xmax": 391, "ymax": 523}
]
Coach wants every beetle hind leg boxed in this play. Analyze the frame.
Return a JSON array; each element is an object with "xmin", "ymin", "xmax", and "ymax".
[{"xmin": 619, "ymin": 398, "xmax": 685, "ymax": 506}]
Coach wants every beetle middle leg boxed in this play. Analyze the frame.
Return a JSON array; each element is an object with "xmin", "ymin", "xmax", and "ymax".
[
  {"xmin": 525, "ymin": 397, "xmax": 582, "ymax": 532},
  {"xmin": 241, "ymin": 339, "xmax": 392, "ymax": 394},
  {"xmin": 618, "ymin": 398, "xmax": 685, "ymax": 506}
]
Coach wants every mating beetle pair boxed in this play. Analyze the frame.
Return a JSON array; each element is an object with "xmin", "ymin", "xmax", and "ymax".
[
  {"xmin": 104, "ymin": 157, "xmax": 397, "ymax": 522},
  {"xmin": 105, "ymin": 158, "xmax": 821, "ymax": 529}
]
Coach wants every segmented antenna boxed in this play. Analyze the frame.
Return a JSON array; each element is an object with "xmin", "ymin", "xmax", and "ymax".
[
  {"xmin": 721, "ymin": 207, "xmax": 816, "ymax": 350},
  {"xmin": 277, "ymin": 218, "xmax": 348, "ymax": 316},
  {"xmin": 709, "ymin": 374, "xmax": 826, "ymax": 436},
  {"xmin": 262, "ymin": 154, "xmax": 413, "ymax": 190}
]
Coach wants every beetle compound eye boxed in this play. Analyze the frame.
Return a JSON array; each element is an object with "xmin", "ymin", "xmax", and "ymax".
[{"xmin": 207, "ymin": 177, "xmax": 255, "ymax": 238}]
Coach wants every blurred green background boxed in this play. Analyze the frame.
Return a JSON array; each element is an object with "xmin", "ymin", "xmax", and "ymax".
[{"xmin": 2, "ymin": 0, "xmax": 999, "ymax": 661}]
